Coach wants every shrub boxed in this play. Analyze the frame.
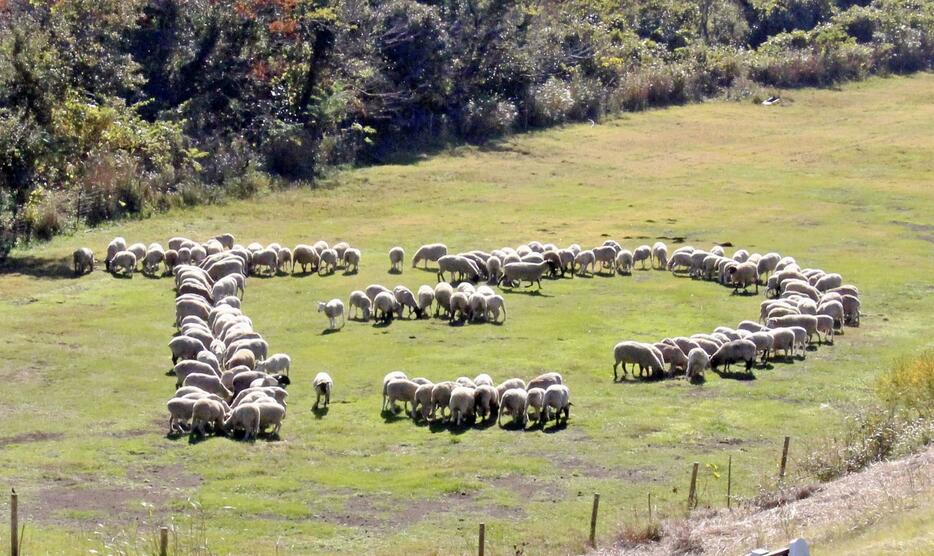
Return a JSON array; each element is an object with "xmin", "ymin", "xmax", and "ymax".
[{"xmin": 876, "ymin": 349, "xmax": 934, "ymax": 418}]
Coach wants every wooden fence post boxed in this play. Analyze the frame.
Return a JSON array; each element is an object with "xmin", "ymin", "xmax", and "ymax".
[
  {"xmin": 10, "ymin": 489, "xmax": 18, "ymax": 556},
  {"xmin": 159, "ymin": 526, "xmax": 168, "ymax": 556},
  {"xmin": 779, "ymin": 436, "xmax": 791, "ymax": 480},
  {"xmin": 589, "ymin": 493, "xmax": 600, "ymax": 548},
  {"xmin": 727, "ymin": 455, "xmax": 733, "ymax": 509},
  {"xmin": 648, "ymin": 492, "xmax": 653, "ymax": 522},
  {"xmin": 688, "ymin": 462, "xmax": 699, "ymax": 510}
]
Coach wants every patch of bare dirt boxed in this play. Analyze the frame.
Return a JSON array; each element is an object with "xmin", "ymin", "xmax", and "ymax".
[{"xmin": 0, "ymin": 431, "xmax": 64, "ymax": 447}]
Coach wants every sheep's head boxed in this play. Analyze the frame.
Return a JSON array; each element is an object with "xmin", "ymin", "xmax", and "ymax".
[{"xmin": 317, "ymin": 302, "xmax": 325, "ymax": 312}]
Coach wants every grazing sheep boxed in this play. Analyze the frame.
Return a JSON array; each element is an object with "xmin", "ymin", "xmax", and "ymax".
[
  {"xmin": 652, "ymin": 242, "xmax": 669, "ymax": 269},
  {"xmin": 615, "ymin": 249, "xmax": 634, "ymax": 275},
  {"xmin": 437, "ymin": 255, "xmax": 480, "ymax": 283},
  {"xmin": 183, "ymin": 373, "xmax": 233, "ymax": 400},
  {"xmin": 386, "ymin": 379, "xmax": 420, "ymax": 416},
  {"xmin": 416, "ymin": 285, "xmax": 434, "ymax": 316},
  {"xmin": 633, "ymin": 245, "xmax": 651, "ymax": 269},
  {"xmin": 456, "ymin": 376, "xmax": 477, "ymax": 389},
  {"xmin": 318, "ymin": 299, "xmax": 345, "ymax": 330},
  {"xmin": 654, "ymin": 343, "xmax": 689, "ymax": 375},
  {"xmin": 316, "ymin": 248, "xmax": 338, "ymax": 275},
  {"xmin": 366, "ymin": 284, "xmax": 392, "ymax": 302},
  {"xmin": 174, "ymin": 360, "xmax": 219, "ymax": 389},
  {"xmin": 190, "ymin": 398, "xmax": 228, "ymax": 437},
  {"xmin": 342, "ymin": 248, "xmax": 361, "ymax": 273},
  {"xmin": 292, "ymin": 245, "xmax": 320, "ymax": 273},
  {"xmin": 412, "ymin": 243, "xmax": 448, "ymax": 269},
  {"xmin": 110, "ymin": 250, "xmax": 137, "ymax": 275},
  {"xmin": 574, "ymin": 250, "xmax": 596, "ymax": 276},
  {"xmin": 255, "ymin": 354, "xmax": 291, "ymax": 375},
  {"xmin": 409, "ymin": 383, "xmax": 435, "ymax": 422},
  {"xmin": 430, "ymin": 381, "xmax": 456, "ymax": 420},
  {"xmin": 485, "ymin": 294, "xmax": 506, "ymax": 323},
  {"xmin": 448, "ymin": 386, "xmax": 476, "ymax": 426},
  {"xmin": 757, "ymin": 252, "xmax": 781, "ymax": 278},
  {"xmin": 502, "ymin": 261, "xmax": 554, "ymax": 289},
  {"xmin": 732, "ymin": 249, "xmax": 750, "ymax": 263},
  {"xmin": 169, "ymin": 336, "xmax": 205, "ymax": 365},
  {"xmin": 498, "ymin": 388, "xmax": 529, "ymax": 427},
  {"xmin": 710, "ymin": 339, "xmax": 757, "ymax": 372},
  {"xmin": 486, "ymin": 255, "xmax": 503, "ymax": 284},
  {"xmin": 527, "ymin": 372, "xmax": 563, "ymax": 391},
  {"xmin": 382, "ymin": 371, "xmax": 408, "ymax": 411},
  {"xmin": 685, "ymin": 348, "xmax": 710, "ymax": 381},
  {"xmin": 818, "ymin": 299, "xmax": 845, "ymax": 329},
  {"xmin": 766, "ymin": 314, "xmax": 819, "ymax": 344},
  {"xmin": 612, "ymin": 341, "xmax": 664, "ymax": 381},
  {"xmin": 592, "ymin": 246, "xmax": 618, "ymax": 271},
  {"xmin": 167, "ymin": 397, "xmax": 198, "ymax": 434},
  {"xmin": 389, "ymin": 246, "xmax": 405, "ymax": 272},
  {"xmin": 449, "ymin": 291, "xmax": 470, "ymax": 322},
  {"xmin": 313, "ymin": 372, "xmax": 333, "ymax": 410},
  {"xmin": 276, "ymin": 247, "xmax": 293, "ymax": 274},
  {"xmin": 393, "ymin": 286, "xmax": 422, "ymax": 318},
  {"xmin": 73, "ymin": 248, "xmax": 94, "ymax": 275},
  {"xmin": 224, "ymin": 402, "xmax": 261, "ymax": 440},
  {"xmin": 253, "ymin": 401, "xmax": 286, "ymax": 436},
  {"xmin": 251, "ymin": 248, "xmax": 278, "ymax": 276},
  {"xmin": 747, "ymin": 331, "xmax": 774, "ymax": 363},
  {"xmin": 474, "ymin": 384, "xmax": 499, "ymax": 421},
  {"xmin": 729, "ymin": 262, "xmax": 759, "ymax": 294},
  {"xmin": 840, "ymin": 294, "xmax": 861, "ymax": 326},
  {"xmin": 373, "ymin": 291, "xmax": 401, "ymax": 323},
  {"xmin": 768, "ymin": 328, "xmax": 796, "ymax": 359},
  {"xmin": 348, "ymin": 290, "xmax": 372, "ymax": 321},
  {"xmin": 815, "ymin": 314, "xmax": 835, "ymax": 344},
  {"xmin": 737, "ymin": 320, "xmax": 768, "ymax": 333},
  {"xmin": 540, "ymin": 384, "xmax": 570, "ymax": 425},
  {"xmin": 473, "ymin": 373, "xmax": 494, "ymax": 387},
  {"xmin": 231, "ymin": 386, "xmax": 289, "ymax": 409},
  {"xmin": 666, "ymin": 251, "xmax": 693, "ymax": 274},
  {"xmin": 526, "ymin": 388, "xmax": 546, "ymax": 421},
  {"xmin": 105, "ymin": 237, "xmax": 127, "ymax": 271},
  {"xmin": 433, "ymin": 282, "xmax": 454, "ymax": 317},
  {"xmin": 228, "ymin": 349, "xmax": 257, "ymax": 371},
  {"xmin": 496, "ymin": 378, "xmax": 526, "ymax": 399},
  {"xmin": 788, "ymin": 326, "xmax": 809, "ymax": 357},
  {"xmin": 468, "ymin": 292, "xmax": 488, "ymax": 322}
]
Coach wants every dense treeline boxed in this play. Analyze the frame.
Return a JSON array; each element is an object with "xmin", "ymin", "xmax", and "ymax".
[{"xmin": 1, "ymin": 0, "xmax": 931, "ymax": 254}]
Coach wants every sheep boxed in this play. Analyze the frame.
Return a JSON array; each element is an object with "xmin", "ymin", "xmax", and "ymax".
[
  {"xmin": 495, "ymin": 378, "xmax": 526, "ymax": 400},
  {"xmin": 433, "ymin": 282, "xmax": 454, "ymax": 317},
  {"xmin": 167, "ymin": 397, "xmax": 198, "ymax": 434},
  {"xmin": 732, "ymin": 249, "xmax": 750, "ymax": 263},
  {"xmin": 73, "ymin": 248, "xmax": 94, "ymax": 275},
  {"xmin": 317, "ymin": 299, "xmax": 345, "ymax": 330},
  {"xmin": 365, "ymin": 284, "xmax": 392, "ymax": 302},
  {"xmin": 163, "ymin": 250, "xmax": 178, "ymax": 273},
  {"xmin": 110, "ymin": 250, "xmax": 137, "ymax": 276},
  {"xmin": 437, "ymin": 255, "xmax": 480, "ymax": 283},
  {"xmin": 448, "ymin": 386, "xmax": 476, "ymax": 426},
  {"xmin": 251, "ymin": 248, "xmax": 278, "ymax": 276},
  {"xmin": 757, "ymin": 252, "xmax": 781, "ymax": 278},
  {"xmin": 183, "ymin": 373, "xmax": 233, "ymax": 400},
  {"xmin": 633, "ymin": 245, "xmax": 651, "ymax": 269},
  {"xmin": 342, "ymin": 248, "xmax": 361, "ymax": 273},
  {"xmin": 747, "ymin": 331, "xmax": 774, "ymax": 363},
  {"xmin": 393, "ymin": 286, "xmax": 422, "ymax": 318},
  {"xmin": 430, "ymin": 381, "xmax": 456, "ymax": 420},
  {"xmin": 840, "ymin": 294, "xmax": 861, "ymax": 326},
  {"xmin": 474, "ymin": 384, "xmax": 499, "ymax": 421},
  {"xmin": 382, "ymin": 371, "xmax": 408, "ymax": 411},
  {"xmin": 527, "ymin": 372, "xmax": 563, "ymax": 391},
  {"xmin": 592, "ymin": 245, "xmax": 618, "ymax": 272},
  {"xmin": 456, "ymin": 282, "xmax": 476, "ymax": 295},
  {"xmin": 766, "ymin": 314, "xmax": 819, "ymax": 344},
  {"xmin": 276, "ymin": 247, "xmax": 293, "ymax": 274},
  {"xmin": 540, "ymin": 384, "xmax": 570, "ymax": 425},
  {"xmin": 486, "ymin": 255, "xmax": 503, "ymax": 284},
  {"xmin": 190, "ymin": 398, "xmax": 228, "ymax": 437},
  {"xmin": 415, "ymin": 285, "xmax": 434, "ymax": 316},
  {"xmin": 502, "ymin": 261, "xmax": 554, "ymax": 289},
  {"xmin": 468, "ymin": 292, "xmax": 488, "ymax": 322},
  {"xmin": 615, "ymin": 249, "xmax": 634, "ymax": 275},
  {"xmin": 729, "ymin": 262, "xmax": 759, "ymax": 294},
  {"xmin": 498, "ymin": 388, "xmax": 528, "ymax": 427},
  {"xmin": 255, "ymin": 354, "xmax": 291, "ymax": 375},
  {"xmin": 788, "ymin": 326, "xmax": 809, "ymax": 357},
  {"xmin": 174, "ymin": 360, "xmax": 219, "ymax": 388},
  {"xmin": 253, "ymin": 401, "xmax": 287, "ymax": 436},
  {"xmin": 486, "ymin": 295, "xmax": 506, "ymax": 323},
  {"xmin": 526, "ymin": 388, "xmax": 546, "ymax": 421},
  {"xmin": 455, "ymin": 376, "xmax": 477, "ymax": 389},
  {"xmin": 386, "ymin": 378, "xmax": 420, "ymax": 416},
  {"xmin": 169, "ymin": 336, "xmax": 205, "ymax": 365},
  {"xmin": 373, "ymin": 291, "xmax": 401, "ymax": 323},
  {"xmin": 652, "ymin": 242, "xmax": 669, "ymax": 269},
  {"xmin": 817, "ymin": 299, "xmax": 845, "ymax": 329},
  {"xmin": 127, "ymin": 242, "xmax": 147, "ymax": 264},
  {"xmin": 737, "ymin": 320, "xmax": 768, "ymax": 333},
  {"xmin": 313, "ymin": 372, "xmax": 333, "ymax": 410},
  {"xmin": 389, "ymin": 246, "xmax": 405, "ymax": 273},
  {"xmin": 316, "ymin": 248, "xmax": 338, "ymax": 275},
  {"xmin": 412, "ymin": 243, "xmax": 448, "ymax": 269},
  {"xmin": 667, "ymin": 251, "xmax": 693, "ymax": 274},
  {"xmin": 228, "ymin": 349, "xmax": 257, "ymax": 371},
  {"xmin": 231, "ymin": 386, "xmax": 288, "ymax": 409},
  {"xmin": 104, "ymin": 237, "xmax": 127, "ymax": 271},
  {"xmin": 815, "ymin": 314, "xmax": 835, "ymax": 344},
  {"xmin": 332, "ymin": 241, "xmax": 350, "ymax": 261},
  {"xmin": 654, "ymin": 343, "xmax": 689, "ymax": 375},
  {"xmin": 768, "ymin": 328, "xmax": 796, "ymax": 359},
  {"xmin": 574, "ymin": 250, "xmax": 595, "ymax": 276},
  {"xmin": 292, "ymin": 245, "xmax": 319, "ymax": 273},
  {"xmin": 224, "ymin": 402, "xmax": 261, "ymax": 440},
  {"xmin": 348, "ymin": 290, "xmax": 372, "ymax": 321},
  {"xmin": 685, "ymin": 348, "xmax": 709, "ymax": 381},
  {"xmin": 449, "ymin": 291, "xmax": 470, "ymax": 322},
  {"xmin": 709, "ymin": 339, "xmax": 757, "ymax": 372},
  {"xmin": 206, "ymin": 258, "xmax": 244, "ymax": 281},
  {"xmin": 612, "ymin": 341, "xmax": 664, "ymax": 381},
  {"xmin": 231, "ymin": 370, "xmax": 271, "ymax": 396}
]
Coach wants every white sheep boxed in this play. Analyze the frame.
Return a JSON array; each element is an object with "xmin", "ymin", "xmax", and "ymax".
[
  {"xmin": 574, "ymin": 250, "xmax": 595, "ymax": 276},
  {"xmin": 190, "ymin": 398, "xmax": 228, "ymax": 437},
  {"xmin": 430, "ymin": 381, "xmax": 456, "ymax": 420},
  {"xmin": 540, "ymin": 384, "xmax": 570, "ymax": 425},
  {"xmin": 417, "ymin": 285, "xmax": 435, "ymax": 316},
  {"xmin": 254, "ymin": 401, "xmax": 287, "ymax": 436},
  {"xmin": 485, "ymin": 295, "xmax": 506, "ymax": 323},
  {"xmin": 373, "ymin": 291, "xmax": 401, "ymax": 322},
  {"xmin": 292, "ymin": 245, "xmax": 320, "ymax": 273},
  {"xmin": 448, "ymin": 386, "xmax": 476, "ymax": 426},
  {"xmin": 183, "ymin": 373, "xmax": 233, "ymax": 400},
  {"xmin": 502, "ymin": 261, "xmax": 553, "ymax": 289},
  {"xmin": 433, "ymin": 282, "xmax": 454, "ymax": 317},
  {"xmin": 652, "ymin": 242, "xmax": 669, "ymax": 269},
  {"xmin": 389, "ymin": 246, "xmax": 405, "ymax": 273},
  {"xmin": 498, "ymin": 388, "xmax": 528, "ymax": 427},
  {"xmin": 412, "ymin": 243, "xmax": 448, "ymax": 268},
  {"xmin": 110, "ymin": 250, "xmax": 137, "ymax": 276},
  {"xmin": 612, "ymin": 341, "xmax": 664, "ymax": 381},
  {"xmin": 474, "ymin": 384, "xmax": 499, "ymax": 421},
  {"xmin": 449, "ymin": 291, "xmax": 470, "ymax": 322},
  {"xmin": 393, "ymin": 286, "xmax": 422, "ymax": 318},
  {"xmin": 685, "ymin": 348, "xmax": 709, "ymax": 381},
  {"xmin": 318, "ymin": 299, "xmax": 345, "ymax": 330},
  {"xmin": 313, "ymin": 372, "xmax": 333, "ymax": 410},
  {"xmin": 709, "ymin": 339, "xmax": 757, "ymax": 372},
  {"xmin": 342, "ymin": 248, "xmax": 361, "ymax": 273},
  {"xmin": 385, "ymin": 378, "xmax": 419, "ymax": 416},
  {"xmin": 474, "ymin": 373, "xmax": 494, "ymax": 387},
  {"xmin": 382, "ymin": 371, "xmax": 408, "ymax": 411},
  {"xmin": 73, "ymin": 248, "xmax": 94, "ymax": 275},
  {"xmin": 348, "ymin": 290, "xmax": 372, "ymax": 321},
  {"xmin": 768, "ymin": 328, "xmax": 796, "ymax": 359},
  {"xmin": 437, "ymin": 255, "xmax": 480, "ymax": 283},
  {"xmin": 224, "ymin": 403, "xmax": 261, "ymax": 440},
  {"xmin": 318, "ymin": 248, "xmax": 339, "ymax": 275},
  {"xmin": 526, "ymin": 387, "xmax": 546, "ymax": 421},
  {"xmin": 632, "ymin": 245, "xmax": 651, "ymax": 269},
  {"xmin": 256, "ymin": 354, "xmax": 291, "ymax": 375},
  {"xmin": 615, "ymin": 249, "xmax": 633, "ymax": 275}
]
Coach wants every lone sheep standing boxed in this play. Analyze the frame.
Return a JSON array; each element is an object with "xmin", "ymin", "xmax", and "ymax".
[
  {"xmin": 389, "ymin": 246, "xmax": 405, "ymax": 273},
  {"xmin": 318, "ymin": 299, "xmax": 345, "ymax": 330},
  {"xmin": 313, "ymin": 372, "xmax": 333, "ymax": 410}
]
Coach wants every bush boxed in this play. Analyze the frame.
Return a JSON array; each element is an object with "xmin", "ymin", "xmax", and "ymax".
[
  {"xmin": 460, "ymin": 97, "xmax": 518, "ymax": 139},
  {"xmin": 877, "ymin": 349, "xmax": 934, "ymax": 418}
]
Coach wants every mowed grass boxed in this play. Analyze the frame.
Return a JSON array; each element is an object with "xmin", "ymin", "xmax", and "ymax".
[{"xmin": 0, "ymin": 74, "xmax": 932, "ymax": 554}]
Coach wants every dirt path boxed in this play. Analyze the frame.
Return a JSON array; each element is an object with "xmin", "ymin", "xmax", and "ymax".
[{"xmin": 598, "ymin": 446, "xmax": 934, "ymax": 555}]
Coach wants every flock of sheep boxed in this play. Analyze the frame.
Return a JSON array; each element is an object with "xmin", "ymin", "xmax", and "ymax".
[
  {"xmin": 382, "ymin": 370, "xmax": 570, "ymax": 429},
  {"xmin": 611, "ymin": 244, "xmax": 861, "ymax": 382},
  {"xmin": 72, "ymin": 233, "xmax": 862, "ymax": 440}
]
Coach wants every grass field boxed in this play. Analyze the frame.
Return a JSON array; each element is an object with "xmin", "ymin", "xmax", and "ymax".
[{"xmin": 0, "ymin": 73, "xmax": 932, "ymax": 555}]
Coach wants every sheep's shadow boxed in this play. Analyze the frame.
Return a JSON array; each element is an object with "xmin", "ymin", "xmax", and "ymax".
[
  {"xmin": 290, "ymin": 270, "xmax": 317, "ymax": 277},
  {"xmin": 321, "ymin": 328, "xmax": 342, "ymax": 336},
  {"xmin": 574, "ymin": 273, "xmax": 594, "ymax": 279},
  {"xmin": 542, "ymin": 420, "xmax": 569, "ymax": 434},
  {"xmin": 413, "ymin": 266, "xmax": 439, "ymax": 274},
  {"xmin": 712, "ymin": 369, "xmax": 757, "ymax": 381},
  {"xmin": 311, "ymin": 406, "xmax": 330, "ymax": 419},
  {"xmin": 730, "ymin": 290, "xmax": 760, "ymax": 297},
  {"xmin": 500, "ymin": 288, "xmax": 551, "ymax": 298},
  {"xmin": 387, "ymin": 268, "xmax": 402, "ymax": 275},
  {"xmin": 0, "ymin": 255, "xmax": 74, "ymax": 280},
  {"xmin": 372, "ymin": 320, "xmax": 393, "ymax": 328},
  {"xmin": 447, "ymin": 319, "xmax": 467, "ymax": 327},
  {"xmin": 341, "ymin": 269, "xmax": 359, "ymax": 276},
  {"xmin": 498, "ymin": 419, "xmax": 526, "ymax": 431},
  {"xmin": 259, "ymin": 433, "xmax": 282, "ymax": 442},
  {"xmin": 250, "ymin": 273, "xmax": 274, "ymax": 280},
  {"xmin": 768, "ymin": 356, "xmax": 796, "ymax": 365},
  {"xmin": 427, "ymin": 420, "xmax": 450, "ymax": 433},
  {"xmin": 141, "ymin": 272, "xmax": 162, "ymax": 280},
  {"xmin": 381, "ymin": 408, "xmax": 410, "ymax": 423},
  {"xmin": 317, "ymin": 270, "xmax": 337, "ymax": 278},
  {"xmin": 473, "ymin": 417, "xmax": 498, "ymax": 430},
  {"xmin": 110, "ymin": 272, "xmax": 134, "ymax": 280}
]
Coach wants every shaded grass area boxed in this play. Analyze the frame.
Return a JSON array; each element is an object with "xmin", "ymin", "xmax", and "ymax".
[{"xmin": 0, "ymin": 74, "xmax": 932, "ymax": 554}]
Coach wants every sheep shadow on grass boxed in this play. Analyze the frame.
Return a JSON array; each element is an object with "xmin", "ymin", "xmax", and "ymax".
[
  {"xmin": 500, "ymin": 288, "xmax": 551, "ymax": 298},
  {"xmin": 712, "ymin": 369, "xmax": 757, "ymax": 381},
  {"xmin": 311, "ymin": 406, "xmax": 330, "ymax": 419},
  {"xmin": 542, "ymin": 420, "xmax": 569, "ymax": 434},
  {"xmin": 381, "ymin": 408, "xmax": 412, "ymax": 423},
  {"xmin": 730, "ymin": 289, "xmax": 760, "ymax": 297},
  {"xmin": 321, "ymin": 328, "xmax": 342, "ymax": 336},
  {"xmin": 387, "ymin": 268, "xmax": 402, "ymax": 275}
]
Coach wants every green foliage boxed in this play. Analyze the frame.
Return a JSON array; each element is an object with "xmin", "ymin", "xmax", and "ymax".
[
  {"xmin": 0, "ymin": 0, "xmax": 931, "ymax": 246},
  {"xmin": 877, "ymin": 350, "xmax": 934, "ymax": 418}
]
